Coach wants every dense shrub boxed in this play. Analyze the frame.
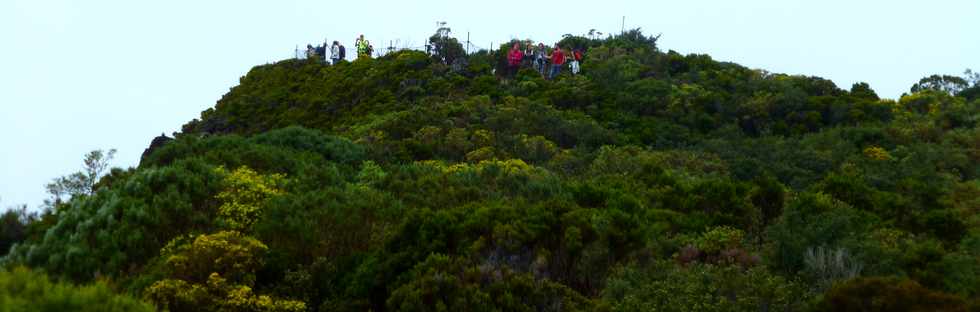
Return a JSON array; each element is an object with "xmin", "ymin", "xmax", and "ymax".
[
  {"xmin": 818, "ymin": 277, "xmax": 972, "ymax": 312},
  {"xmin": 0, "ymin": 267, "xmax": 155, "ymax": 312},
  {"xmin": 144, "ymin": 231, "xmax": 305, "ymax": 312},
  {"xmin": 603, "ymin": 260, "xmax": 806, "ymax": 312}
]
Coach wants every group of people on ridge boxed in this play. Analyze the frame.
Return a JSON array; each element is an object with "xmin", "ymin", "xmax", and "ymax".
[
  {"xmin": 301, "ymin": 34, "xmax": 583, "ymax": 80},
  {"xmin": 507, "ymin": 42, "xmax": 583, "ymax": 80},
  {"xmin": 304, "ymin": 34, "xmax": 375, "ymax": 64}
]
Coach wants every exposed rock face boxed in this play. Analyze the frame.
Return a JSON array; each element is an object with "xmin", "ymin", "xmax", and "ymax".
[{"xmin": 139, "ymin": 133, "xmax": 173, "ymax": 166}]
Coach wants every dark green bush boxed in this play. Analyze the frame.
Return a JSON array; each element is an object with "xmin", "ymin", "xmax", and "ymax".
[{"xmin": 818, "ymin": 277, "xmax": 971, "ymax": 312}]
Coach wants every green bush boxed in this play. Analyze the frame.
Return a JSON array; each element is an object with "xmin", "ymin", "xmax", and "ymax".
[
  {"xmin": 0, "ymin": 267, "xmax": 154, "ymax": 312},
  {"xmin": 766, "ymin": 192, "xmax": 876, "ymax": 275},
  {"xmin": 603, "ymin": 260, "xmax": 806, "ymax": 312},
  {"xmin": 818, "ymin": 277, "xmax": 971, "ymax": 312},
  {"xmin": 144, "ymin": 231, "xmax": 305, "ymax": 312},
  {"xmin": 7, "ymin": 159, "xmax": 225, "ymax": 281}
]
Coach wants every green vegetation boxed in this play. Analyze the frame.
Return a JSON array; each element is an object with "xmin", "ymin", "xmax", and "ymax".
[
  {"xmin": 3, "ymin": 30, "xmax": 980, "ymax": 311},
  {"xmin": 0, "ymin": 267, "xmax": 154, "ymax": 312}
]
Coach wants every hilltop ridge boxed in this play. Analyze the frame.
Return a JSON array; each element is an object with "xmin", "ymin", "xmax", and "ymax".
[{"xmin": 4, "ymin": 30, "xmax": 980, "ymax": 311}]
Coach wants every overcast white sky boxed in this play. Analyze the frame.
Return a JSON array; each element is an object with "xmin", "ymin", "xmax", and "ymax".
[{"xmin": 1, "ymin": 0, "xmax": 978, "ymax": 210}]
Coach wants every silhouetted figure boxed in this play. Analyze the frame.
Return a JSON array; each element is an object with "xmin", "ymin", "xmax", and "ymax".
[
  {"xmin": 315, "ymin": 43, "xmax": 326, "ymax": 62},
  {"xmin": 306, "ymin": 44, "xmax": 316, "ymax": 59}
]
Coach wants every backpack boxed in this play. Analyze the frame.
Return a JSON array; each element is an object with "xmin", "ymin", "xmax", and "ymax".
[{"xmin": 339, "ymin": 45, "xmax": 346, "ymax": 59}]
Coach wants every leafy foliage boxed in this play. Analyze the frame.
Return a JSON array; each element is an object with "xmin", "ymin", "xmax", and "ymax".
[
  {"xmin": 911, "ymin": 74, "xmax": 970, "ymax": 95},
  {"xmin": 818, "ymin": 277, "xmax": 974, "ymax": 312},
  {"xmin": 428, "ymin": 26, "xmax": 466, "ymax": 66},
  {"xmin": 44, "ymin": 149, "xmax": 116, "ymax": 207},
  {"xmin": 145, "ymin": 231, "xmax": 305, "ymax": 312},
  {"xmin": 0, "ymin": 267, "xmax": 154, "ymax": 312},
  {"xmin": 215, "ymin": 166, "xmax": 286, "ymax": 230},
  {"xmin": 7, "ymin": 159, "xmax": 225, "ymax": 281},
  {"xmin": 602, "ymin": 260, "xmax": 805, "ymax": 312},
  {"xmin": 0, "ymin": 206, "xmax": 36, "ymax": 257}
]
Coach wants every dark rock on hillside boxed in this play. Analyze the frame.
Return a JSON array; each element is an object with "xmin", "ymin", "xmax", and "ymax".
[{"xmin": 139, "ymin": 133, "xmax": 173, "ymax": 166}]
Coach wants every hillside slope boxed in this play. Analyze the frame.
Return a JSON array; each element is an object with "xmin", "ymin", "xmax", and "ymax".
[{"xmin": 6, "ymin": 31, "xmax": 980, "ymax": 311}]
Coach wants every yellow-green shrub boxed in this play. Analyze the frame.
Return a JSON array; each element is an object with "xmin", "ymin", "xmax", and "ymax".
[
  {"xmin": 146, "ymin": 231, "xmax": 304, "ymax": 312},
  {"xmin": 0, "ymin": 267, "xmax": 154, "ymax": 312},
  {"xmin": 215, "ymin": 167, "xmax": 285, "ymax": 230}
]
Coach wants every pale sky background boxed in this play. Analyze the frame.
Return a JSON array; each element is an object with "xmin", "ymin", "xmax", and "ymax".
[{"xmin": 1, "ymin": 0, "xmax": 978, "ymax": 211}]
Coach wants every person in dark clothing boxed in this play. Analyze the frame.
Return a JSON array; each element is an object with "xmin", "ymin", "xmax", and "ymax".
[
  {"xmin": 534, "ymin": 43, "xmax": 548, "ymax": 77},
  {"xmin": 306, "ymin": 44, "xmax": 316, "ymax": 59},
  {"xmin": 315, "ymin": 44, "xmax": 326, "ymax": 62},
  {"xmin": 523, "ymin": 41, "xmax": 535, "ymax": 68}
]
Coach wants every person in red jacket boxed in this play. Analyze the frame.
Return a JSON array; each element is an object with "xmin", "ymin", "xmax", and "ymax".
[
  {"xmin": 507, "ymin": 42, "xmax": 524, "ymax": 77},
  {"xmin": 548, "ymin": 44, "xmax": 565, "ymax": 80}
]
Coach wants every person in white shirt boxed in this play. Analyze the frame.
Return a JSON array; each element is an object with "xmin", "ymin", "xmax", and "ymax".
[{"xmin": 330, "ymin": 41, "xmax": 341, "ymax": 65}]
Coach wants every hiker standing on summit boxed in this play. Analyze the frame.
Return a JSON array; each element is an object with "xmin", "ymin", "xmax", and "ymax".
[
  {"xmin": 306, "ymin": 44, "xmax": 317, "ymax": 60},
  {"xmin": 534, "ymin": 43, "xmax": 548, "ymax": 77},
  {"xmin": 570, "ymin": 48, "xmax": 583, "ymax": 75},
  {"xmin": 330, "ymin": 41, "xmax": 341, "ymax": 65},
  {"xmin": 548, "ymin": 44, "xmax": 566, "ymax": 80},
  {"xmin": 507, "ymin": 42, "xmax": 524, "ymax": 77},
  {"xmin": 523, "ymin": 41, "xmax": 535, "ymax": 68},
  {"xmin": 355, "ymin": 35, "xmax": 371, "ymax": 59},
  {"xmin": 316, "ymin": 41, "xmax": 327, "ymax": 63}
]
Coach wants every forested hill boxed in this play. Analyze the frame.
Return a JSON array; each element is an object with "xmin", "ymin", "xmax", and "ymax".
[{"xmin": 4, "ymin": 30, "xmax": 980, "ymax": 311}]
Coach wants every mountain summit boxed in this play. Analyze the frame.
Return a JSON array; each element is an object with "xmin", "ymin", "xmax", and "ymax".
[{"xmin": 4, "ymin": 30, "xmax": 980, "ymax": 311}]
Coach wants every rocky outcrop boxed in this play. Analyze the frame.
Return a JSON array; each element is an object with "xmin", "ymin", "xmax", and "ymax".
[{"xmin": 139, "ymin": 133, "xmax": 173, "ymax": 166}]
